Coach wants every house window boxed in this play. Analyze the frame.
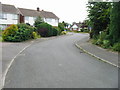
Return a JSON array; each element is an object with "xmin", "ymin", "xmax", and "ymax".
[
  {"xmin": 13, "ymin": 14, "xmax": 18, "ymax": 20},
  {"xmin": 33, "ymin": 17, "xmax": 36, "ymax": 21},
  {"xmin": 1, "ymin": 13, "xmax": 7, "ymax": 20},
  {"xmin": 46, "ymin": 18, "xmax": 52, "ymax": 22},
  {"xmin": 25, "ymin": 16, "xmax": 29, "ymax": 21},
  {"xmin": 0, "ymin": 13, "xmax": 2, "ymax": 19}
]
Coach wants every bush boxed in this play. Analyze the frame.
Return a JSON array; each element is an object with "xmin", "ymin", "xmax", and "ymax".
[
  {"xmin": 2, "ymin": 24, "xmax": 18, "ymax": 41},
  {"xmin": 34, "ymin": 16, "xmax": 44, "ymax": 27},
  {"xmin": 32, "ymin": 32, "xmax": 40, "ymax": 39},
  {"xmin": 58, "ymin": 23, "xmax": 65, "ymax": 31},
  {"xmin": 102, "ymin": 40, "xmax": 111, "ymax": 49},
  {"xmin": 3, "ymin": 23, "xmax": 35, "ymax": 42},
  {"xmin": 52, "ymin": 26, "xmax": 61, "ymax": 35},
  {"xmin": 112, "ymin": 43, "xmax": 120, "ymax": 52},
  {"xmin": 52, "ymin": 27, "xmax": 58, "ymax": 36},
  {"xmin": 37, "ymin": 23, "xmax": 53, "ymax": 37},
  {"xmin": 61, "ymin": 31, "xmax": 67, "ymax": 35}
]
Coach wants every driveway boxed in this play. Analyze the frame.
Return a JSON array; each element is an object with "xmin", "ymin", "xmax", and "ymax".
[{"xmin": 3, "ymin": 33, "xmax": 118, "ymax": 88}]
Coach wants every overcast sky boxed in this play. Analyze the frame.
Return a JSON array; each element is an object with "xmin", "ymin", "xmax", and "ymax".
[{"xmin": 0, "ymin": 0, "xmax": 89, "ymax": 24}]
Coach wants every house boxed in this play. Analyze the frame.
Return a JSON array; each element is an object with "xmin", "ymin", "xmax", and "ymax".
[
  {"xmin": 0, "ymin": 3, "xmax": 59, "ymax": 30},
  {"xmin": 70, "ymin": 22, "xmax": 82, "ymax": 31},
  {"xmin": 39, "ymin": 9, "xmax": 59, "ymax": 26},
  {"xmin": 18, "ymin": 7, "xmax": 59, "ymax": 26},
  {"xmin": 70, "ymin": 22, "xmax": 88, "ymax": 31},
  {"xmin": 18, "ymin": 8, "xmax": 40, "ymax": 26},
  {"xmin": 0, "ymin": 3, "xmax": 19, "ymax": 30}
]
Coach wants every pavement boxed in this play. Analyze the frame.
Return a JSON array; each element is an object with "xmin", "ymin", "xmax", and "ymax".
[
  {"xmin": 2, "ymin": 33, "xmax": 118, "ymax": 88},
  {"xmin": 75, "ymin": 35, "xmax": 119, "ymax": 68}
]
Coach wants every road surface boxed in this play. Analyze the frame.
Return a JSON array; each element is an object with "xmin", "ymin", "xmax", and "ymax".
[{"xmin": 4, "ymin": 33, "xmax": 118, "ymax": 88}]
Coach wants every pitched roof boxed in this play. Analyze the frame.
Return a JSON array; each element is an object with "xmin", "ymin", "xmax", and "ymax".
[
  {"xmin": 18, "ymin": 8, "xmax": 40, "ymax": 17},
  {"xmin": 40, "ymin": 10, "xmax": 59, "ymax": 19},
  {"xmin": 18, "ymin": 8, "xmax": 59, "ymax": 19},
  {"xmin": 2, "ymin": 4, "xmax": 18, "ymax": 14},
  {"xmin": 70, "ymin": 22, "xmax": 81, "ymax": 28}
]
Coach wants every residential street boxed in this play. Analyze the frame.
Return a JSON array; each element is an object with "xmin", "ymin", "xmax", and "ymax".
[{"xmin": 3, "ymin": 33, "xmax": 118, "ymax": 88}]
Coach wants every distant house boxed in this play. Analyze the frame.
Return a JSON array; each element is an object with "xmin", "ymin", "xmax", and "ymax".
[
  {"xmin": 70, "ymin": 22, "xmax": 88, "ymax": 31},
  {"xmin": 0, "ymin": 3, "xmax": 19, "ymax": 30},
  {"xmin": 18, "ymin": 7, "xmax": 59, "ymax": 26},
  {"xmin": 70, "ymin": 22, "xmax": 82, "ymax": 31}
]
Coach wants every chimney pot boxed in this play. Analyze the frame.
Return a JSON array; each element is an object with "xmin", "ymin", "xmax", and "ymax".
[{"xmin": 37, "ymin": 7, "xmax": 40, "ymax": 11}]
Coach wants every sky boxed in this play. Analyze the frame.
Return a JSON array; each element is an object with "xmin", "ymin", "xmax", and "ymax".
[{"xmin": 0, "ymin": 0, "xmax": 89, "ymax": 24}]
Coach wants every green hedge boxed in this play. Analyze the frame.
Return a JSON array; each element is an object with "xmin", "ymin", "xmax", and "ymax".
[{"xmin": 2, "ymin": 24, "xmax": 35, "ymax": 42}]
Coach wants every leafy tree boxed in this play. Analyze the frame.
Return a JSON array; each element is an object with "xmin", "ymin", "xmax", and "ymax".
[
  {"xmin": 87, "ymin": 2, "xmax": 111, "ymax": 38},
  {"xmin": 108, "ymin": 2, "xmax": 120, "ymax": 44},
  {"xmin": 34, "ymin": 16, "xmax": 44, "ymax": 27},
  {"xmin": 58, "ymin": 22, "xmax": 65, "ymax": 31}
]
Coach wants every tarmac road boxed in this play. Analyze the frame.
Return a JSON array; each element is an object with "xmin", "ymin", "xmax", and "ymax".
[{"xmin": 3, "ymin": 33, "xmax": 118, "ymax": 88}]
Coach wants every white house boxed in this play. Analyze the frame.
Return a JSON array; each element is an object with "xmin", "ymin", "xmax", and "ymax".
[
  {"xmin": 39, "ymin": 9, "xmax": 59, "ymax": 26},
  {"xmin": 0, "ymin": 3, "xmax": 19, "ymax": 30},
  {"xmin": 18, "ymin": 7, "xmax": 59, "ymax": 26},
  {"xmin": 18, "ymin": 8, "xmax": 40, "ymax": 25},
  {"xmin": 70, "ymin": 22, "xmax": 82, "ymax": 31}
]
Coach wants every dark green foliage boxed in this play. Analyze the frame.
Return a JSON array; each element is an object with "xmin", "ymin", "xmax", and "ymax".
[
  {"xmin": 52, "ymin": 27, "xmax": 58, "ymax": 36},
  {"xmin": 37, "ymin": 23, "xmax": 53, "ymax": 37},
  {"xmin": 112, "ymin": 43, "xmax": 120, "ymax": 52},
  {"xmin": 108, "ymin": 2, "xmax": 120, "ymax": 44},
  {"xmin": 3, "ymin": 23, "xmax": 34, "ymax": 42},
  {"xmin": 52, "ymin": 26, "xmax": 61, "ymax": 35},
  {"xmin": 58, "ymin": 23, "xmax": 65, "ymax": 31},
  {"xmin": 87, "ymin": 2, "xmax": 111, "ymax": 38},
  {"xmin": 34, "ymin": 16, "xmax": 44, "ymax": 27}
]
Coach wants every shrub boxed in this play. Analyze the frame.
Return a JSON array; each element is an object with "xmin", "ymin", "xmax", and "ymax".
[
  {"xmin": 37, "ymin": 23, "xmax": 53, "ymax": 37},
  {"xmin": 112, "ymin": 43, "xmax": 120, "ymax": 52},
  {"xmin": 102, "ymin": 40, "xmax": 111, "ymax": 49},
  {"xmin": 3, "ymin": 23, "xmax": 35, "ymax": 42},
  {"xmin": 2, "ymin": 24, "xmax": 18, "ymax": 41},
  {"xmin": 32, "ymin": 32, "xmax": 40, "ymax": 39},
  {"xmin": 61, "ymin": 31, "xmax": 67, "ymax": 35},
  {"xmin": 52, "ymin": 26, "xmax": 61, "ymax": 35},
  {"xmin": 58, "ymin": 23, "xmax": 65, "ymax": 31},
  {"xmin": 34, "ymin": 16, "xmax": 44, "ymax": 27},
  {"xmin": 52, "ymin": 27, "xmax": 59, "ymax": 36}
]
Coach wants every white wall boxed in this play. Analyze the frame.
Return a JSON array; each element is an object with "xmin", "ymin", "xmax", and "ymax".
[
  {"xmin": 25, "ymin": 17, "xmax": 59, "ymax": 26},
  {"xmin": 24, "ymin": 16, "xmax": 36, "ymax": 26},
  {"xmin": 0, "ymin": 13, "xmax": 18, "ymax": 25},
  {"xmin": 44, "ymin": 18, "xmax": 58, "ymax": 26}
]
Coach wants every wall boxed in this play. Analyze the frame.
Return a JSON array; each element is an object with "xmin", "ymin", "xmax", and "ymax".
[
  {"xmin": 24, "ymin": 16, "xmax": 36, "ymax": 26},
  {"xmin": 0, "ymin": 13, "xmax": 18, "ymax": 25},
  {"xmin": 44, "ymin": 18, "xmax": 58, "ymax": 26}
]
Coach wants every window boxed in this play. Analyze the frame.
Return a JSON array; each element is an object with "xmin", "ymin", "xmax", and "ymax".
[
  {"xmin": 1, "ymin": 13, "xmax": 7, "ymax": 19},
  {"xmin": 25, "ymin": 16, "xmax": 29, "ymax": 21},
  {"xmin": 46, "ymin": 18, "xmax": 52, "ymax": 22},
  {"xmin": 0, "ymin": 13, "xmax": 2, "ymax": 19},
  {"xmin": 13, "ymin": 14, "xmax": 18, "ymax": 20},
  {"xmin": 33, "ymin": 17, "xmax": 37, "ymax": 21}
]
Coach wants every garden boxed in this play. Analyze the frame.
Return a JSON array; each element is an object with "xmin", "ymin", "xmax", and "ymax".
[
  {"xmin": 87, "ymin": 2, "xmax": 120, "ymax": 52},
  {"xmin": 1, "ymin": 16, "xmax": 67, "ymax": 42}
]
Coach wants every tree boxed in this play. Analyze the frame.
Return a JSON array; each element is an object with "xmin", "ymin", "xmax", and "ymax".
[
  {"xmin": 34, "ymin": 16, "xmax": 44, "ymax": 27},
  {"xmin": 87, "ymin": 2, "xmax": 111, "ymax": 38},
  {"xmin": 58, "ymin": 22, "xmax": 65, "ymax": 31},
  {"xmin": 108, "ymin": 2, "xmax": 120, "ymax": 44}
]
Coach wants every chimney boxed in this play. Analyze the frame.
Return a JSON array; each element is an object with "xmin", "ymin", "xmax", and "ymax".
[{"xmin": 37, "ymin": 7, "xmax": 40, "ymax": 11}]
